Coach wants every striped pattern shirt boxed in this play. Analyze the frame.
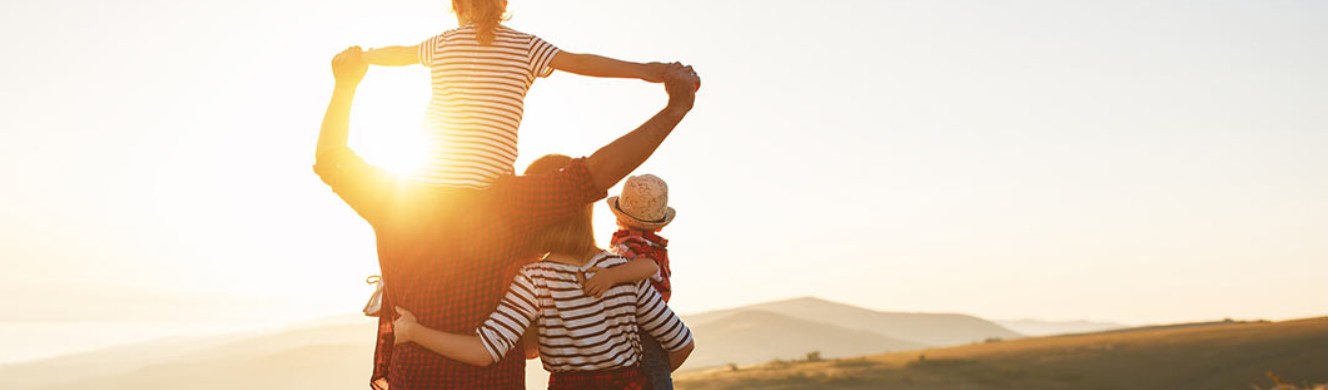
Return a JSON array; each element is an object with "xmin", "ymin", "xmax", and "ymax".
[
  {"xmin": 416, "ymin": 25, "xmax": 560, "ymax": 188},
  {"xmin": 476, "ymin": 251, "xmax": 693, "ymax": 372}
]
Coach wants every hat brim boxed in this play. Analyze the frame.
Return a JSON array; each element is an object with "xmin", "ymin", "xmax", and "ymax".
[{"xmin": 607, "ymin": 196, "xmax": 675, "ymax": 230}]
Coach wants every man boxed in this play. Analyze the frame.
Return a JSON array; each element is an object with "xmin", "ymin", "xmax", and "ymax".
[{"xmin": 314, "ymin": 46, "xmax": 699, "ymax": 389}]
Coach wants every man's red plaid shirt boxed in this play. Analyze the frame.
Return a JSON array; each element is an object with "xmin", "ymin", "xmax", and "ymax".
[{"xmin": 315, "ymin": 147, "xmax": 605, "ymax": 390}]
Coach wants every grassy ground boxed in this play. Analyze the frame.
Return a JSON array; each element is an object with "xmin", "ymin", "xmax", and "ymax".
[{"xmin": 676, "ymin": 317, "xmax": 1327, "ymax": 390}]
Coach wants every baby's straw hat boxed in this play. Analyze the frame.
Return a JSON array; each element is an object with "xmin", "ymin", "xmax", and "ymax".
[{"xmin": 607, "ymin": 174, "xmax": 675, "ymax": 230}]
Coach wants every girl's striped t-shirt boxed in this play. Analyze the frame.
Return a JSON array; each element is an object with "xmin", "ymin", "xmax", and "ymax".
[
  {"xmin": 416, "ymin": 25, "xmax": 560, "ymax": 188},
  {"xmin": 475, "ymin": 251, "xmax": 694, "ymax": 372}
]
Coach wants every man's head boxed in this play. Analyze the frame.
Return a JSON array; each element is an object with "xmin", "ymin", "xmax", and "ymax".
[{"xmin": 525, "ymin": 154, "xmax": 598, "ymax": 256}]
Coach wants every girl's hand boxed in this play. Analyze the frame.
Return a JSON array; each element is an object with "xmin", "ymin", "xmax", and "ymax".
[{"xmin": 393, "ymin": 306, "xmax": 418, "ymax": 345}]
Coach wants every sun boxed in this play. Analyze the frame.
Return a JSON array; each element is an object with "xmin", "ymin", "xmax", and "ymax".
[
  {"xmin": 347, "ymin": 69, "xmax": 432, "ymax": 177},
  {"xmin": 349, "ymin": 117, "xmax": 427, "ymax": 177},
  {"xmin": 353, "ymin": 131, "xmax": 426, "ymax": 177}
]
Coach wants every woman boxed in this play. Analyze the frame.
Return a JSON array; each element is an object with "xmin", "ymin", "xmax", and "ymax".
[{"xmin": 393, "ymin": 154, "xmax": 695, "ymax": 389}]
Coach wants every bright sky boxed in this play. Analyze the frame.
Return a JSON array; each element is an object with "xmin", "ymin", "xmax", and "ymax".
[{"xmin": 0, "ymin": 0, "xmax": 1325, "ymax": 362}]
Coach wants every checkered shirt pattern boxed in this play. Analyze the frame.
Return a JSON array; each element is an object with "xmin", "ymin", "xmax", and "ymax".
[
  {"xmin": 314, "ymin": 147, "xmax": 605, "ymax": 390},
  {"xmin": 609, "ymin": 229, "xmax": 672, "ymax": 302},
  {"xmin": 548, "ymin": 366, "xmax": 650, "ymax": 390}
]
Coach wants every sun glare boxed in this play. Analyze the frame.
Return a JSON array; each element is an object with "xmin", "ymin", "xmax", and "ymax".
[
  {"xmin": 349, "ymin": 71, "xmax": 432, "ymax": 177},
  {"xmin": 358, "ymin": 135, "xmax": 426, "ymax": 177}
]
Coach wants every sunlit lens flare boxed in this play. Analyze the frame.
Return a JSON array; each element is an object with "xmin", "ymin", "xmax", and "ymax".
[
  {"xmin": 347, "ymin": 72, "xmax": 432, "ymax": 178},
  {"xmin": 357, "ymin": 136, "xmax": 427, "ymax": 178}
]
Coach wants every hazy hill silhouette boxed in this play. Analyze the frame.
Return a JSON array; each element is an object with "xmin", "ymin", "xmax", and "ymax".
[
  {"xmin": 0, "ymin": 329, "xmax": 261, "ymax": 389},
  {"xmin": 3, "ymin": 297, "xmax": 1029, "ymax": 389},
  {"xmin": 682, "ymin": 310, "xmax": 926, "ymax": 370},
  {"xmin": 688, "ymin": 297, "xmax": 1024, "ymax": 347},
  {"xmin": 676, "ymin": 317, "xmax": 1328, "ymax": 390},
  {"xmin": 6, "ymin": 298, "xmax": 1288, "ymax": 390},
  {"xmin": 994, "ymin": 318, "xmax": 1127, "ymax": 337},
  {"xmin": 10, "ymin": 318, "xmax": 556, "ymax": 390},
  {"xmin": 19, "ymin": 322, "xmax": 375, "ymax": 390}
]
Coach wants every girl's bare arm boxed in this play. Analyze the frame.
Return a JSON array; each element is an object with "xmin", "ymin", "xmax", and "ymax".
[
  {"xmin": 550, "ymin": 52, "xmax": 669, "ymax": 82},
  {"xmin": 365, "ymin": 45, "xmax": 420, "ymax": 67}
]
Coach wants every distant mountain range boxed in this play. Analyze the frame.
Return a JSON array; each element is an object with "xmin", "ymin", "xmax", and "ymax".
[
  {"xmin": 681, "ymin": 297, "xmax": 1023, "ymax": 369},
  {"xmin": 0, "ymin": 297, "xmax": 1204, "ymax": 390},
  {"xmin": 682, "ymin": 310, "xmax": 924, "ymax": 369},
  {"xmin": 993, "ymin": 318, "xmax": 1127, "ymax": 337}
]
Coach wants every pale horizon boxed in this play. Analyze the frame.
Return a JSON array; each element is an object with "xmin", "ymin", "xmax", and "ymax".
[{"xmin": 1, "ymin": 0, "xmax": 1325, "ymax": 366}]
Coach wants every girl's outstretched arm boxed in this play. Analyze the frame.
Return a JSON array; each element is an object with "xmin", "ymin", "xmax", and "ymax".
[
  {"xmin": 550, "ymin": 52, "xmax": 670, "ymax": 82},
  {"xmin": 365, "ymin": 45, "xmax": 421, "ymax": 67},
  {"xmin": 393, "ymin": 307, "xmax": 496, "ymax": 367}
]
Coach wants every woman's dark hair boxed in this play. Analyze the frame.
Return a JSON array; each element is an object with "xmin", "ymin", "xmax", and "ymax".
[{"xmin": 523, "ymin": 154, "xmax": 597, "ymax": 256}]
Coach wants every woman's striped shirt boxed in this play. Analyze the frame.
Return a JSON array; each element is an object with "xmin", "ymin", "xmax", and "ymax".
[
  {"xmin": 415, "ymin": 25, "xmax": 560, "ymax": 188},
  {"xmin": 476, "ymin": 251, "xmax": 694, "ymax": 372}
]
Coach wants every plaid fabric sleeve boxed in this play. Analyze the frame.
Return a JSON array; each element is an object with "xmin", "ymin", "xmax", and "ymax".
[
  {"xmin": 313, "ymin": 147, "xmax": 397, "ymax": 227},
  {"xmin": 634, "ymin": 280, "xmax": 692, "ymax": 352},
  {"xmin": 476, "ymin": 272, "xmax": 540, "ymax": 363},
  {"xmin": 490, "ymin": 157, "xmax": 605, "ymax": 237}
]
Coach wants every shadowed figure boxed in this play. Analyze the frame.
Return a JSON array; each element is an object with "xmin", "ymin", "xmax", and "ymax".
[
  {"xmin": 390, "ymin": 154, "xmax": 694, "ymax": 390},
  {"xmin": 314, "ymin": 46, "xmax": 699, "ymax": 389}
]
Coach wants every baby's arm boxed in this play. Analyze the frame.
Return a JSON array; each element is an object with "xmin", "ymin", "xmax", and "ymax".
[
  {"xmin": 364, "ymin": 45, "xmax": 420, "ymax": 67},
  {"xmin": 583, "ymin": 257, "xmax": 659, "ymax": 298},
  {"xmin": 549, "ymin": 52, "xmax": 670, "ymax": 83}
]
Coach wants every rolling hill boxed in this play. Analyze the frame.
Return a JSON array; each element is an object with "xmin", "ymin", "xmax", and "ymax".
[
  {"xmin": 8, "ymin": 297, "xmax": 1291, "ymax": 390},
  {"xmin": 8, "ymin": 321, "xmax": 376, "ymax": 390},
  {"xmin": 682, "ymin": 310, "xmax": 926, "ymax": 369},
  {"xmin": 994, "ymin": 318, "xmax": 1127, "ymax": 337},
  {"xmin": 675, "ymin": 317, "xmax": 1328, "ymax": 390},
  {"xmin": 688, "ymin": 297, "xmax": 1024, "ymax": 347}
]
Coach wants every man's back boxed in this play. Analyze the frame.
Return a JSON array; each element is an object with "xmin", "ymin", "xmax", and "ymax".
[
  {"xmin": 314, "ymin": 149, "xmax": 606, "ymax": 389},
  {"xmin": 374, "ymin": 198, "xmax": 528, "ymax": 389}
]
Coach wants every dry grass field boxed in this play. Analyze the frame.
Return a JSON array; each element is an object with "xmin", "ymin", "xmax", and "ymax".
[{"xmin": 676, "ymin": 317, "xmax": 1327, "ymax": 390}]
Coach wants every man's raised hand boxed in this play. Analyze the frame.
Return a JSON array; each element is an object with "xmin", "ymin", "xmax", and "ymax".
[{"xmin": 332, "ymin": 46, "xmax": 368, "ymax": 86}]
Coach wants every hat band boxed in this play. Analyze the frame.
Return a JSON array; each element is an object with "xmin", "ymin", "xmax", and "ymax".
[
  {"xmin": 616, "ymin": 198, "xmax": 667, "ymax": 223},
  {"xmin": 622, "ymin": 207, "xmax": 667, "ymax": 223}
]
